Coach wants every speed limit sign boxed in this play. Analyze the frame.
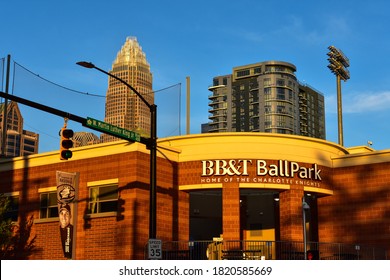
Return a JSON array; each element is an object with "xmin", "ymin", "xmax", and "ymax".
[{"xmin": 148, "ymin": 239, "xmax": 162, "ymax": 259}]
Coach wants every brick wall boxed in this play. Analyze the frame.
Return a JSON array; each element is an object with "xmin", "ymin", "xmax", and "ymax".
[
  {"xmin": 318, "ymin": 161, "xmax": 390, "ymax": 256},
  {"xmin": 2, "ymin": 146, "xmax": 390, "ymax": 259},
  {"xmin": 0, "ymin": 150, "xmax": 188, "ymax": 260}
]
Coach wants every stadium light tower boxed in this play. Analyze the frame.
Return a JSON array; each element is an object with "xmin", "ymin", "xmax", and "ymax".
[{"xmin": 327, "ymin": 46, "xmax": 350, "ymax": 146}]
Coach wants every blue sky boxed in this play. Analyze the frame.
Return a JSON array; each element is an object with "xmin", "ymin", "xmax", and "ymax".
[{"xmin": 1, "ymin": 0, "xmax": 390, "ymax": 152}]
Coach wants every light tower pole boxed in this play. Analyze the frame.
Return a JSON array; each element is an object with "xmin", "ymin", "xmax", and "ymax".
[{"xmin": 327, "ymin": 46, "xmax": 350, "ymax": 146}]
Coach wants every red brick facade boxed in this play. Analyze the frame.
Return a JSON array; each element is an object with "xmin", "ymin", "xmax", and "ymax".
[
  {"xmin": 0, "ymin": 148, "xmax": 189, "ymax": 260},
  {"xmin": 318, "ymin": 161, "xmax": 390, "ymax": 249},
  {"xmin": 1, "ymin": 134, "xmax": 389, "ymax": 259}
]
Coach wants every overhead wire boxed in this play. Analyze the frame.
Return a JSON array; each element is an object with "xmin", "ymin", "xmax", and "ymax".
[{"xmin": 14, "ymin": 61, "xmax": 181, "ymax": 97}]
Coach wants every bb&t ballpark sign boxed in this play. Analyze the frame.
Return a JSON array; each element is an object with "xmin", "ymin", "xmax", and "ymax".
[{"xmin": 200, "ymin": 159, "xmax": 322, "ymax": 187}]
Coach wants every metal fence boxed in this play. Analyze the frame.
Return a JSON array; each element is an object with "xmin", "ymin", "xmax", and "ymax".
[{"xmin": 145, "ymin": 240, "xmax": 387, "ymax": 260}]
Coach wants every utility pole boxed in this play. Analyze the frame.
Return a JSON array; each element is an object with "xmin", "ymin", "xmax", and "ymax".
[
  {"xmin": 1, "ymin": 55, "xmax": 11, "ymax": 157},
  {"xmin": 186, "ymin": 76, "xmax": 190, "ymax": 135},
  {"xmin": 0, "ymin": 90, "xmax": 141, "ymax": 144}
]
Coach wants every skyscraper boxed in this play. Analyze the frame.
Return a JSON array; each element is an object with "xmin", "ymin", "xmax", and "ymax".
[
  {"xmin": 206, "ymin": 61, "xmax": 325, "ymax": 139},
  {"xmin": 72, "ymin": 132, "xmax": 100, "ymax": 148},
  {"xmin": 101, "ymin": 37, "xmax": 153, "ymax": 143},
  {"xmin": 0, "ymin": 101, "xmax": 39, "ymax": 157}
]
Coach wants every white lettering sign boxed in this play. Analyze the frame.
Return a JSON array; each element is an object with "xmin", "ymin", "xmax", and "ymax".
[
  {"xmin": 201, "ymin": 159, "xmax": 322, "ymax": 181},
  {"xmin": 202, "ymin": 160, "xmax": 252, "ymax": 176}
]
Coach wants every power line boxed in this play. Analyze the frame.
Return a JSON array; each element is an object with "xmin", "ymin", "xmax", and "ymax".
[
  {"xmin": 14, "ymin": 61, "xmax": 103, "ymax": 97},
  {"xmin": 24, "ymin": 122, "xmax": 59, "ymax": 140},
  {"xmin": 14, "ymin": 61, "xmax": 181, "ymax": 97}
]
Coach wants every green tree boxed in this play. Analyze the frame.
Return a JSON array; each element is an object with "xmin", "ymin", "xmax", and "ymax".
[
  {"xmin": 0, "ymin": 194, "xmax": 14, "ymax": 257},
  {"xmin": 0, "ymin": 194, "xmax": 37, "ymax": 259}
]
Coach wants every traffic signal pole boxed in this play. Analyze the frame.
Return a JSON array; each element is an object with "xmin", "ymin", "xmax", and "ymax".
[
  {"xmin": 2, "ymin": 61, "xmax": 158, "ymax": 241},
  {"xmin": 0, "ymin": 90, "xmax": 146, "ymax": 144}
]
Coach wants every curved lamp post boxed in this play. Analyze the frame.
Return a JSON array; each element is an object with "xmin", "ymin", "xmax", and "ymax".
[{"xmin": 77, "ymin": 61, "xmax": 157, "ymax": 240}]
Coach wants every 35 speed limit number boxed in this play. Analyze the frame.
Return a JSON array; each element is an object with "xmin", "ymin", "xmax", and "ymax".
[{"xmin": 148, "ymin": 239, "xmax": 162, "ymax": 259}]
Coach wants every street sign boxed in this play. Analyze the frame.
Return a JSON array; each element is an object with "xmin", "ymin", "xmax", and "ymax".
[
  {"xmin": 148, "ymin": 239, "xmax": 162, "ymax": 259},
  {"xmin": 86, "ymin": 117, "xmax": 140, "ymax": 142}
]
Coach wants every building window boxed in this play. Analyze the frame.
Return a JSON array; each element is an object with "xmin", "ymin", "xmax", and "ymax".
[
  {"xmin": 265, "ymin": 105, "xmax": 271, "ymax": 113},
  {"xmin": 40, "ymin": 192, "xmax": 59, "ymax": 219},
  {"xmin": 263, "ymin": 79, "xmax": 271, "ymax": 86},
  {"xmin": 223, "ymin": 77, "xmax": 228, "ymax": 85},
  {"xmin": 277, "ymin": 88, "xmax": 285, "ymax": 100},
  {"xmin": 88, "ymin": 184, "xmax": 118, "ymax": 214},
  {"xmin": 276, "ymin": 79, "xmax": 285, "ymax": 86},
  {"xmin": 237, "ymin": 69, "xmax": 250, "ymax": 77},
  {"xmin": 264, "ymin": 88, "xmax": 272, "ymax": 100}
]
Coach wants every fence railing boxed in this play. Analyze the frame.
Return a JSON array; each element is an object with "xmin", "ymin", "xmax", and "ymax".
[{"xmin": 145, "ymin": 240, "xmax": 387, "ymax": 260}]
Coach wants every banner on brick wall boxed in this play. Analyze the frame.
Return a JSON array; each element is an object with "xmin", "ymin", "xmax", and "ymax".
[{"xmin": 56, "ymin": 171, "xmax": 79, "ymax": 259}]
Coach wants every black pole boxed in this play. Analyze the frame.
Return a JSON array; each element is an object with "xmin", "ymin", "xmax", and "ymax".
[
  {"xmin": 0, "ymin": 90, "xmax": 86, "ymax": 125},
  {"xmin": 1, "ymin": 55, "xmax": 10, "ymax": 157},
  {"xmin": 302, "ymin": 197, "xmax": 310, "ymax": 260},
  {"xmin": 149, "ymin": 104, "xmax": 157, "ymax": 239},
  {"xmin": 77, "ymin": 61, "xmax": 158, "ymax": 240},
  {"xmin": 302, "ymin": 197, "xmax": 307, "ymax": 260},
  {"xmin": 76, "ymin": 62, "xmax": 152, "ymax": 110},
  {"xmin": 0, "ymin": 90, "xmax": 140, "ymax": 143}
]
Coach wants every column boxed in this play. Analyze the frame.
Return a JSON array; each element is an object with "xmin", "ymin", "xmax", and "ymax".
[
  {"xmin": 279, "ymin": 185, "xmax": 305, "ymax": 242},
  {"xmin": 222, "ymin": 182, "xmax": 241, "ymax": 240}
]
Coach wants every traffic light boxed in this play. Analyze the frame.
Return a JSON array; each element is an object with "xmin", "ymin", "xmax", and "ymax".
[{"xmin": 60, "ymin": 128, "xmax": 74, "ymax": 160}]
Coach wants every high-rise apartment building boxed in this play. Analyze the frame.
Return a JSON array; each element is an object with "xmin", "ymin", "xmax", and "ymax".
[
  {"xmin": 298, "ymin": 83, "xmax": 326, "ymax": 139},
  {"xmin": 206, "ymin": 61, "xmax": 325, "ymax": 139},
  {"xmin": 0, "ymin": 101, "xmax": 39, "ymax": 157},
  {"xmin": 101, "ymin": 37, "xmax": 153, "ymax": 143}
]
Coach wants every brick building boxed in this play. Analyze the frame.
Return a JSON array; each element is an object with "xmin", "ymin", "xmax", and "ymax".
[{"xmin": 0, "ymin": 133, "xmax": 389, "ymax": 259}]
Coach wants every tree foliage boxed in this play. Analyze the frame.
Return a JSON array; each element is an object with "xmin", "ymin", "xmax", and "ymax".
[
  {"xmin": 0, "ymin": 194, "xmax": 14, "ymax": 254},
  {"xmin": 0, "ymin": 194, "xmax": 37, "ymax": 259}
]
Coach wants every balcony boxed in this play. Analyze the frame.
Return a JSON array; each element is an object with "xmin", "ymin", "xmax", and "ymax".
[
  {"xmin": 208, "ymin": 92, "xmax": 225, "ymax": 99},
  {"xmin": 208, "ymin": 106, "xmax": 226, "ymax": 113},
  {"xmin": 209, "ymin": 112, "xmax": 227, "ymax": 119},
  {"xmin": 208, "ymin": 84, "xmax": 226, "ymax": 91},
  {"xmin": 209, "ymin": 119, "xmax": 227, "ymax": 125},
  {"xmin": 208, "ymin": 99, "xmax": 224, "ymax": 106}
]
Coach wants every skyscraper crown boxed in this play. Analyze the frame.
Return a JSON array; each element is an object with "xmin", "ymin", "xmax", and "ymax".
[{"xmin": 113, "ymin": 36, "xmax": 150, "ymax": 68}]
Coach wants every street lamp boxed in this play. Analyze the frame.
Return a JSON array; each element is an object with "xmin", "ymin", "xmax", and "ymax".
[
  {"xmin": 76, "ymin": 61, "xmax": 158, "ymax": 240},
  {"xmin": 327, "ymin": 46, "xmax": 350, "ymax": 146},
  {"xmin": 302, "ymin": 196, "xmax": 310, "ymax": 260}
]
